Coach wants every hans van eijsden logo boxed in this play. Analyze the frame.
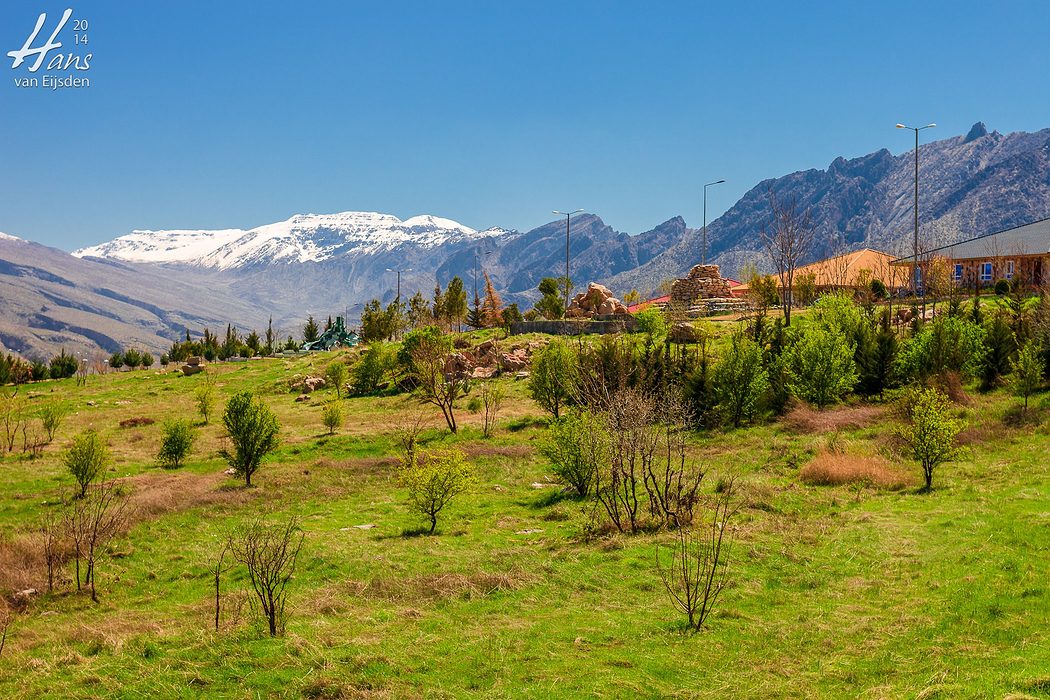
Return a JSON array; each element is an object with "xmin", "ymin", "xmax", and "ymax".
[{"xmin": 8, "ymin": 8, "xmax": 92, "ymax": 91}]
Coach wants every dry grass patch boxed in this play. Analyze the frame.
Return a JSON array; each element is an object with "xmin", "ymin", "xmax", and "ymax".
[
  {"xmin": 800, "ymin": 449, "xmax": 914, "ymax": 490},
  {"xmin": 784, "ymin": 402, "xmax": 885, "ymax": 434},
  {"xmin": 116, "ymin": 469, "xmax": 253, "ymax": 520},
  {"xmin": 118, "ymin": 417, "xmax": 156, "ymax": 429},
  {"xmin": 459, "ymin": 443, "xmax": 533, "ymax": 459},
  {"xmin": 349, "ymin": 569, "xmax": 531, "ymax": 603},
  {"xmin": 312, "ymin": 456, "xmax": 400, "ymax": 475}
]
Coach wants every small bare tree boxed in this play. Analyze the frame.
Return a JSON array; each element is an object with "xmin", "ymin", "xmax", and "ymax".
[
  {"xmin": 82, "ymin": 481, "xmax": 132, "ymax": 602},
  {"xmin": 39, "ymin": 511, "xmax": 63, "ymax": 593},
  {"xmin": 393, "ymin": 408, "xmax": 429, "ymax": 467},
  {"xmin": 1, "ymin": 389, "xmax": 27, "ymax": 454},
  {"xmin": 480, "ymin": 382, "xmax": 505, "ymax": 438},
  {"xmin": 760, "ymin": 189, "xmax": 815, "ymax": 326},
  {"xmin": 646, "ymin": 396, "xmax": 705, "ymax": 527},
  {"xmin": 411, "ymin": 336, "xmax": 470, "ymax": 433},
  {"xmin": 0, "ymin": 605, "xmax": 11, "ymax": 658},
  {"xmin": 656, "ymin": 478, "xmax": 737, "ymax": 631},
  {"xmin": 211, "ymin": 539, "xmax": 232, "ymax": 632},
  {"xmin": 230, "ymin": 517, "xmax": 305, "ymax": 637}
]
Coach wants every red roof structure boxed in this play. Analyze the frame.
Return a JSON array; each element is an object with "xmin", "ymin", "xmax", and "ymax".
[{"xmin": 626, "ymin": 295, "xmax": 670, "ymax": 313}]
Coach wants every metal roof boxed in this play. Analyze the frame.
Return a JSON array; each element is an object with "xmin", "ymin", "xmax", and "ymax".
[{"xmin": 893, "ymin": 217, "xmax": 1050, "ymax": 263}]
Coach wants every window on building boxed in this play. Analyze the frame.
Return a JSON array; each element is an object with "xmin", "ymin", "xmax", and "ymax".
[
  {"xmin": 953, "ymin": 264, "xmax": 963, "ymax": 281},
  {"xmin": 1007, "ymin": 260, "xmax": 1015, "ymax": 279},
  {"xmin": 980, "ymin": 262, "xmax": 993, "ymax": 282}
]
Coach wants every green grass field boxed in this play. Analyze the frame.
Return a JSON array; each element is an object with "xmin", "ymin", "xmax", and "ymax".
[{"xmin": 1, "ymin": 345, "xmax": 1049, "ymax": 699}]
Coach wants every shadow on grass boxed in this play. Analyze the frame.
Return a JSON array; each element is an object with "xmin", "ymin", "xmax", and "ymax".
[
  {"xmin": 525, "ymin": 488, "xmax": 580, "ymax": 509},
  {"xmin": 506, "ymin": 417, "xmax": 548, "ymax": 433}
]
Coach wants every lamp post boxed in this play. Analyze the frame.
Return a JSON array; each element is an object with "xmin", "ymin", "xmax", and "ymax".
[
  {"xmin": 385, "ymin": 268, "xmax": 411, "ymax": 304},
  {"xmin": 473, "ymin": 250, "xmax": 493, "ymax": 301},
  {"xmin": 552, "ymin": 209, "xmax": 584, "ymax": 313},
  {"xmin": 896, "ymin": 122, "xmax": 936, "ymax": 305},
  {"xmin": 702, "ymin": 179, "xmax": 725, "ymax": 265}
]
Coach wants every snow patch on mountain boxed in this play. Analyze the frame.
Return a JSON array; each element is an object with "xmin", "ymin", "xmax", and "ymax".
[
  {"xmin": 0, "ymin": 231, "xmax": 23, "ymax": 242},
  {"xmin": 73, "ymin": 212, "xmax": 510, "ymax": 270}
]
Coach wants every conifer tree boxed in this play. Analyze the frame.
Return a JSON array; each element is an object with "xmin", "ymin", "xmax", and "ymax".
[
  {"xmin": 303, "ymin": 315, "xmax": 320, "ymax": 344},
  {"xmin": 481, "ymin": 272, "xmax": 504, "ymax": 328}
]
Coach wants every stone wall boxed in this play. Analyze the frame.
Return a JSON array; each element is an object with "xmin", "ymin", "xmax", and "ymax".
[
  {"xmin": 510, "ymin": 318, "xmax": 637, "ymax": 336},
  {"xmin": 670, "ymin": 264, "xmax": 735, "ymax": 305}
]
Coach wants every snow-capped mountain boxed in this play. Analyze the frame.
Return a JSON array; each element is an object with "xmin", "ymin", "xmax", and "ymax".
[
  {"xmin": 74, "ymin": 212, "xmax": 511, "ymax": 270},
  {"xmin": 0, "ymin": 232, "xmax": 23, "ymax": 242}
]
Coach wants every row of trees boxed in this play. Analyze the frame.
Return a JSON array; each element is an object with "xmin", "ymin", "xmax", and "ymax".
[
  {"xmin": 524, "ymin": 289, "xmax": 1050, "ymax": 433},
  {"xmin": 357, "ymin": 275, "xmax": 526, "ymax": 343},
  {"xmin": 166, "ymin": 321, "xmax": 299, "ymax": 363},
  {"xmin": 0, "ymin": 350, "xmax": 81, "ymax": 385}
]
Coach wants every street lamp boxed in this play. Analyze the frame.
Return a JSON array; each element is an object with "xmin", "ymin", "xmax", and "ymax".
[
  {"xmin": 385, "ymin": 267, "xmax": 411, "ymax": 304},
  {"xmin": 473, "ymin": 249, "xmax": 493, "ymax": 301},
  {"xmin": 896, "ymin": 122, "xmax": 936, "ymax": 304},
  {"xmin": 702, "ymin": 179, "xmax": 725, "ymax": 265},
  {"xmin": 552, "ymin": 209, "xmax": 584, "ymax": 313}
]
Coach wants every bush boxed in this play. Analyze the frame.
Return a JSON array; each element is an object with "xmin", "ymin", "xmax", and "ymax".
[
  {"xmin": 635, "ymin": 308, "xmax": 669, "ymax": 339},
  {"xmin": 221, "ymin": 392, "xmax": 280, "ymax": 487},
  {"xmin": 538, "ymin": 412, "xmax": 601, "ymax": 497},
  {"xmin": 322, "ymin": 401, "xmax": 343, "ymax": 435},
  {"xmin": 351, "ymin": 342, "xmax": 396, "ymax": 394},
  {"xmin": 324, "ymin": 361, "xmax": 348, "ymax": 399},
  {"xmin": 109, "ymin": 352, "xmax": 124, "ymax": 369},
  {"xmin": 980, "ymin": 315, "xmax": 1016, "ymax": 390},
  {"xmin": 527, "ymin": 340, "xmax": 578, "ymax": 419},
  {"xmin": 898, "ymin": 388, "xmax": 961, "ymax": 491},
  {"xmin": 1011, "ymin": 341, "xmax": 1043, "ymax": 412},
  {"xmin": 896, "ymin": 316, "xmax": 986, "ymax": 382},
  {"xmin": 398, "ymin": 447, "xmax": 474, "ymax": 534},
  {"xmin": 810, "ymin": 292, "xmax": 864, "ymax": 340},
  {"xmin": 994, "ymin": 279, "xmax": 1011, "ymax": 296},
  {"xmin": 40, "ymin": 401, "xmax": 67, "ymax": 442},
  {"xmin": 869, "ymin": 278, "xmax": 888, "ymax": 300},
  {"xmin": 712, "ymin": 333, "xmax": 769, "ymax": 427},
  {"xmin": 140, "ymin": 352, "xmax": 154, "ymax": 368},
  {"xmin": 49, "ymin": 350, "xmax": 79, "ymax": 379},
  {"xmin": 195, "ymin": 380, "xmax": 216, "ymax": 424},
  {"xmin": 29, "ymin": 360, "xmax": 49, "ymax": 381},
  {"xmin": 158, "ymin": 419, "xmax": 195, "ymax": 469},
  {"xmin": 65, "ymin": 430, "xmax": 109, "ymax": 498},
  {"xmin": 786, "ymin": 327, "xmax": 857, "ymax": 409},
  {"xmin": 122, "ymin": 348, "xmax": 142, "ymax": 370}
]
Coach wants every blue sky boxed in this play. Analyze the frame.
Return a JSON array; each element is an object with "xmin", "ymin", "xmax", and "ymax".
[{"xmin": 2, "ymin": 0, "xmax": 1049, "ymax": 250}]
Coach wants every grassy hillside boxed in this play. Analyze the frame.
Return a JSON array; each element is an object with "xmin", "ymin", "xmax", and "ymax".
[{"xmin": 0, "ymin": 346, "xmax": 1048, "ymax": 699}]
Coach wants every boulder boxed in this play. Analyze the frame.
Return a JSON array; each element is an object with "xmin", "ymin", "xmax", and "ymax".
[
  {"xmin": 181, "ymin": 364, "xmax": 205, "ymax": 376},
  {"xmin": 443, "ymin": 352, "xmax": 474, "ymax": 379},
  {"xmin": 669, "ymin": 322, "xmax": 698, "ymax": 344},
  {"xmin": 303, "ymin": 377, "xmax": 326, "ymax": 392},
  {"xmin": 565, "ymin": 282, "xmax": 630, "ymax": 319},
  {"xmin": 471, "ymin": 366, "xmax": 498, "ymax": 379},
  {"xmin": 499, "ymin": 349, "xmax": 529, "ymax": 371}
]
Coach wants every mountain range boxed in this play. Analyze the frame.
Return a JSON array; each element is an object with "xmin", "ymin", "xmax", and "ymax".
[{"xmin": 3, "ymin": 121, "xmax": 1049, "ymax": 358}]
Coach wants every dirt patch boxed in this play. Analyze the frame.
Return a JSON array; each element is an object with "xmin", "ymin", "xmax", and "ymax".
[
  {"xmin": 348, "ymin": 569, "xmax": 531, "ymax": 602},
  {"xmin": 800, "ymin": 449, "xmax": 914, "ymax": 490},
  {"xmin": 312, "ymin": 456, "xmax": 400, "ymax": 475},
  {"xmin": 116, "ymin": 469, "xmax": 252, "ymax": 520},
  {"xmin": 784, "ymin": 403, "xmax": 886, "ymax": 434},
  {"xmin": 118, "ymin": 417, "xmax": 156, "ymax": 429}
]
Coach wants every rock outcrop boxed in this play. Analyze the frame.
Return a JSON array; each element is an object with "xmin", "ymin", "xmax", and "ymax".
[{"xmin": 565, "ymin": 283, "xmax": 629, "ymax": 318}]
